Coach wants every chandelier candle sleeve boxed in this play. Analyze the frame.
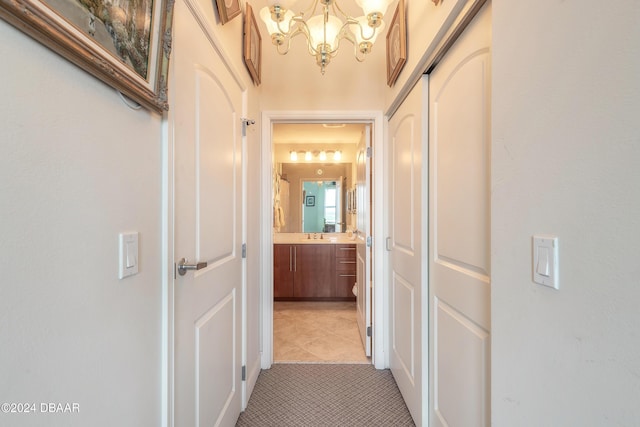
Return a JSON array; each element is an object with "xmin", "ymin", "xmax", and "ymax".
[{"xmin": 260, "ymin": 0, "xmax": 392, "ymax": 73}]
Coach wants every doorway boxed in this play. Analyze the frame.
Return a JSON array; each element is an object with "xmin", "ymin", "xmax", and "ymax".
[{"xmin": 260, "ymin": 111, "xmax": 386, "ymax": 370}]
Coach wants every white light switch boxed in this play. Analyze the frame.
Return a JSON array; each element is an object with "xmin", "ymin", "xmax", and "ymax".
[
  {"xmin": 119, "ymin": 232, "xmax": 139, "ymax": 279},
  {"xmin": 532, "ymin": 235, "xmax": 558, "ymax": 289}
]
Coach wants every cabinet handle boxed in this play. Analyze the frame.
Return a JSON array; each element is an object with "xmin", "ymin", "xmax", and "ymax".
[
  {"xmin": 289, "ymin": 247, "xmax": 292, "ymax": 272},
  {"xmin": 339, "ymin": 260, "xmax": 356, "ymax": 264},
  {"xmin": 293, "ymin": 246, "xmax": 297, "ymax": 272},
  {"xmin": 339, "ymin": 247, "xmax": 356, "ymax": 251},
  {"xmin": 339, "ymin": 274, "xmax": 356, "ymax": 277}
]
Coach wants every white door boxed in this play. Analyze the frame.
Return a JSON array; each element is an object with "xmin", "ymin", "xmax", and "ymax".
[
  {"xmin": 356, "ymin": 125, "xmax": 372, "ymax": 356},
  {"xmin": 170, "ymin": 0, "xmax": 244, "ymax": 425},
  {"xmin": 428, "ymin": 3, "xmax": 491, "ymax": 426},
  {"xmin": 388, "ymin": 81, "xmax": 426, "ymax": 425}
]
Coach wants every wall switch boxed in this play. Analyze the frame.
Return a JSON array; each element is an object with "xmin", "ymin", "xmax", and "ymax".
[
  {"xmin": 119, "ymin": 232, "xmax": 139, "ymax": 279},
  {"xmin": 532, "ymin": 235, "xmax": 558, "ymax": 289}
]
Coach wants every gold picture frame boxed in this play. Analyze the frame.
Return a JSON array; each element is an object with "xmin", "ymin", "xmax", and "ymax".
[
  {"xmin": 386, "ymin": 0, "xmax": 407, "ymax": 87},
  {"xmin": 243, "ymin": 3, "xmax": 262, "ymax": 85},
  {"xmin": 0, "ymin": 0, "xmax": 174, "ymax": 113},
  {"xmin": 216, "ymin": 0, "xmax": 241, "ymax": 25}
]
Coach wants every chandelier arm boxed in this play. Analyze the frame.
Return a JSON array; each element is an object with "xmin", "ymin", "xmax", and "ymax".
[
  {"xmin": 300, "ymin": 0, "xmax": 322, "ymax": 20},
  {"xmin": 331, "ymin": 1, "xmax": 356, "ymax": 21},
  {"xmin": 275, "ymin": 36, "xmax": 294, "ymax": 55},
  {"xmin": 353, "ymin": 41, "xmax": 367, "ymax": 61},
  {"xmin": 356, "ymin": 22, "xmax": 378, "ymax": 42}
]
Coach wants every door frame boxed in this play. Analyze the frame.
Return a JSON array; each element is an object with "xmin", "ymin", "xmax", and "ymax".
[{"xmin": 260, "ymin": 110, "xmax": 388, "ymax": 369}]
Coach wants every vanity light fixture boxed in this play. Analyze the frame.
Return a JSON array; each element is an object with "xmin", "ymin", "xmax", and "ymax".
[
  {"xmin": 288, "ymin": 149, "xmax": 344, "ymax": 162},
  {"xmin": 259, "ymin": 0, "xmax": 390, "ymax": 74}
]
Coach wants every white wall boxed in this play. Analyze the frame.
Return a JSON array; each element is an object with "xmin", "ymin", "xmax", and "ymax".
[
  {"xmin": 492, "ymin": 1, "xmax": 640, "ymax": 425},
  {"xmin": 0, "ymin": 21, "xmax": 163, "ymax": 427}
]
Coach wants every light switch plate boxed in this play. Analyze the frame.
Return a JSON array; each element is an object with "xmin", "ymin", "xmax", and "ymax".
[
  {"xmin": 119, "ymin": 232, "xmax": 139, "ymax": 279},
  {"xmin": 532, "ymin": 235, "xmax": 558, "ymax": 289}
]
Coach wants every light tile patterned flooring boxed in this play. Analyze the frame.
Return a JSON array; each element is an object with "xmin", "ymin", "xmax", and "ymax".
[{"xmin": 274, "ymin": 301, "xmax": 370, "ymax": 364}]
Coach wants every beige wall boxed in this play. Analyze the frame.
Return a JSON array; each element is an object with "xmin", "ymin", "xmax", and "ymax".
[
  {"xmin": 0, "ymin": 20, "xmax": 163, "ymax": 426},
  {"xmin": 492, "ymin": 0, "xmax": 640, "ymax": 424}
]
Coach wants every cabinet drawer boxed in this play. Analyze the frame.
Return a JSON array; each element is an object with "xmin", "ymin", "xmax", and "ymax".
[
  {"xmin": 336, "ymin": 259, "xmax": 356, "ymax": 271},
  {"xmin": 335, "ymin": 244, "xmax": 356, "ymax": 258}
]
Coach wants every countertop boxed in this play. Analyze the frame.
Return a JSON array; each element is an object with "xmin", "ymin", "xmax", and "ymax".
[{"xmin": 273, "ymin": 232, "xmax": 357, "ymax": 245}]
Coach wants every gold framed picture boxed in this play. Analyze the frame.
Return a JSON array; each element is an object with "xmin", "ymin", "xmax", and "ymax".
[
  {"xmin": 386, "ymin": 0, "xmax": 407, "ymax": 87},
  {"xmin": 243, "ymin": 3, "xmax": 262, "ymax": 85},
  {"xmin": 0, "ymin": 0, "xmax": 174, "ymax": 112},
  {"xmin": 216, "ymin": 0, "xmax": 241, "ymax": 25}
]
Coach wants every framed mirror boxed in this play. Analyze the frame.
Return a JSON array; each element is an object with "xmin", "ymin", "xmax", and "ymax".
[{"xmin": 302, "ymin": 179, "xmax": 343, "ymax": 233}]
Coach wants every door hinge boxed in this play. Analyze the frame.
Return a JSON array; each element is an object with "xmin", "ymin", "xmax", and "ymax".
[
  {"xmin": 366, "ymin": 146, "xmax": 372, "ymax": 158},
  {"xmin": 366, "ymin": 236, "xmax": 372, "ymax": 247},
  {"xmin": 367, "ymin": 326, "xmax": 372, "ymax": 337},
  {"xmin": 241, "ymin": 365, "xmax": 246, "ymax": 381},
  {"xmin": 242, "ymin": 243, "xmax": 247, "ymax": 259}
]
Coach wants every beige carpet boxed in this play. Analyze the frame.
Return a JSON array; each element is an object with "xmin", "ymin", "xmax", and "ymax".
[
  {"xmin": 274, "ymin": 301, "xmax": 369, "ymax": 364},
  {"xmin": 236, "ymin": 364, "xmax": 415, "ymax": 426}
]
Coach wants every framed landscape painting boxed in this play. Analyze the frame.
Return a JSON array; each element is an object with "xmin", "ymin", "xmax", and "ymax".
[{"xmin": 0, "ymin": 0, "xmax": 174, "ymax": 112}]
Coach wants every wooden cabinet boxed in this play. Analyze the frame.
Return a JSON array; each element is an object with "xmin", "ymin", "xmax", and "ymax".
[
  {"xmin": 294, "ymin": 244, "xmax": 334, "ymax": 298},
  {"xmin": 274, "ymin": 243, "xmax": 356, "ymax": 301},
  {"xmin": 273, "ymin": 244, "xmax": 295, "ymax": 298},
  {"xmin": 335, "ymin": 244, "xmax": 357, "ymax": 300}
]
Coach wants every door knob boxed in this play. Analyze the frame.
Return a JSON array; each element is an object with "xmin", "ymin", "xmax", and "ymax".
[{"xmin": 177, "ymin": 258, "xmax": 207, "ymax": 276}]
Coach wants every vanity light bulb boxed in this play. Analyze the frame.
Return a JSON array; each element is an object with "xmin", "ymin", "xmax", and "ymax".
[
  {"xmin": 305, "ymin": 151, "xmax": 312, "ymax": 161},
  {"xmin": 333, "ymin": 150, "xmax": 342, "ymax": 161},
  {"xmin": 319, "ymin": 150, "xmax": 327, "ymax": 161},
  {"xmin": 290, "ymin": 150, "xmax": 298, "ymax": 161}
]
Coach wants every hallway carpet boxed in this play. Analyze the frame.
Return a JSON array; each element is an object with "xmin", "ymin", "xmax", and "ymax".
[{"xmin": 236, "ymin": 364, "xmax": 415, "ymax": 426}]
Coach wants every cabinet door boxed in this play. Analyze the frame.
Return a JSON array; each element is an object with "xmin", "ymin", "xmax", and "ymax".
[
  {"xmin": 335, "ymin": 244, "xmax": 356, "ymax": 299},
  {"xmin": 273, "ymin": 244, "xmax": 294, "ymax": 298},
  {"xmin": 294, "ymin": 245, "xmax": 335, "ymax": 298},
  {"xmin": 335, "ymin": 274, "xmax": 356, "ymax": 298}
]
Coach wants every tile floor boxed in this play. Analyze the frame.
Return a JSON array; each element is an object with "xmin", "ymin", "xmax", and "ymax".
[{"xmin": 273, "ymin": 301, "xmax": 370, "ymax": 364}]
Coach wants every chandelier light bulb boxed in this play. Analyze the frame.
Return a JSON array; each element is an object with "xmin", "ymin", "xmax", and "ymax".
[
  {"xmin": 319, "ymin": 150, "xmax": 327, "ymax": 161},
  {"xmin": 333, "ymin": 150, "xmax": 342, "ymax": 161},
  {"xmin": 356, "ymin": 0, "xmax": 391, "ymax": 18},
  {"xmin": 290, "ymin": 150, "xmax": 298, "ymax": 161},
  {"xmin": 305, "ymin": 151, "xmax": 313, "ymax": 161}
]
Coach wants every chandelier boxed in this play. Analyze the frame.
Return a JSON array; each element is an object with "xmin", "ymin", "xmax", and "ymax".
[{"xmin": 259, "ymin": 0, "xmax": 391, "ymax": 74}]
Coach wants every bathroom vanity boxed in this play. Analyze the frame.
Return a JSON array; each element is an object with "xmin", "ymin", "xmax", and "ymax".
[{"xmin": 273, "ymin": 234, "xmax": 356, "ymax": 301}]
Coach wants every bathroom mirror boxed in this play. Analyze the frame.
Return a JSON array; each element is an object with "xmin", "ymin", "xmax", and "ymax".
[
  {"xmin": 302, "ymin": 179, "xmax": 343, "ymax": 233},
  {"xmin": 276, "ymin": 163, "xmax": 351, "ymax": 233}
]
